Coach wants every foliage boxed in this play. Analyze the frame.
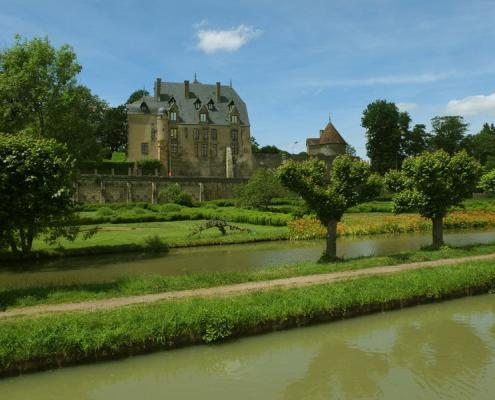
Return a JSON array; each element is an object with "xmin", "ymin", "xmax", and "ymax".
[
  {"xmin": 429, "ymin": 116, "xmax": 468, "ymax": 154},
  {"xmin": 111, "ymin": 152, "xmax": 127, "ymax": 162},
  {"xmin": 463, "ymin": 123, "xmax": 495, "ymax": 167},
  {"xmin": 0, "ymin": 134, "xmax": 84, "ymax": 256},
  {"xmin": 237, "ymin": 168, "xmax": 287, "ymax": 209},
  {"xmin": 256, "ymin": 145, "xmax": 284, "ymax": 154},
  {"xmin": 98, "ymin": 105, "xmax": 127, "ymax": 154},
  {"xmin": 127, "ymin": 89, "xmax": 150, "ymax": 104},
  {"xmin": 385, "ymin": 150, "xmax": 482, "ymax": 247},
  {"xmin": 137, "ymin": 159, "xmax": 162, "ymax": 170},
  {"xmin": 158, "ymin": 183, "xmax": 193, "ymax": 206},
  {"xmin": 189, "ymin": 219, "xmax": 251, "ymax": 236},
  {"xmin": 2, "ymin": 259, "xmax": 495, "ymax": 373},
  {"xmin": 344, "ymin": 144, "xmax": 357, "ymax": 157},
  {"xmin": 478, "ymin": 170, "xmax": 495, "ymax": 194},
  {"xmin": 278, "ymin": 156, "xmax": 379, "ymax": 258},
  {"xmin": 250, "ymin": 136, "xmax": 260, "ymax": 152},
  {"xmin": 361, "ymin": 100, "xmax": 403, "ymax": 173},
  {"xmin": 143, "ymin": 235, "xmax": 169, "ymax": 253},
  {"xmin": 402, "ymin": 124, "xmax": 430, "ymax": 157}
]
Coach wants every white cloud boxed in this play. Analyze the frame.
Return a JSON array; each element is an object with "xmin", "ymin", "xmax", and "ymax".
[
  {"xmin": 303, "ymin": 72, "xmax": 454, "ymax": 88},
  {"xmin": 196, "ymin": 24, "xmax": 262, "ymax": 54},
  {"xmin": 397, "ymin": 102, "xmax": 418, "ymax": 112},
  {"xmin": 446, "ymin": 92, "xmax": 495, "ymax": 116}
]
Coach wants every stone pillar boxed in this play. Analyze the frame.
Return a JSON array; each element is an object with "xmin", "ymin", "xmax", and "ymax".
[
  {"xmin": 128, "ymin": 167, "xmax": 132, "ymax": 176},
  {"xmin": 99, "ymin": 181, "xmax": 105, "ymax": 204},
  {"xmin": 127, "ymin": 182, "xmax": 132, "ymax": 203},
  {"xmin": 151, "ymin": 182, "xmax": 157, "ymax": 204},
  {"xmin": 199, "ymin": 182, "xmax": 204, "ymax": 202},
  {"xmin": 226, "ymin": 147, "xmax": 234, "ymax": 178}
]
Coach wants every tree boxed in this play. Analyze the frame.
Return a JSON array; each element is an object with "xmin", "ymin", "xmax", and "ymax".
[
  {"xmin": 0, "ymin": 134, "xmax": 88, "ymax": 256},
  {"xmin": 478, "ymin": 169, "xmax": 495, "ymax": 194},
  {"xmin": 402, "ymin": 124, "xmax": 430, "ymax": 157},
  {"xmin": 344, "ymin": 144, "xmax": 357, "ymax": 157},
  {"xmin": 98, "ymin": 105, "xmax": 127, "ymax": 154},
  {"xmin": 430, "ymin": 116, "xmax": 468, "ymax": 154},
  {"xmin": 127, "ymin": 89, "xmax": 150, "ymax": 104},
  {"xmin": 0, "ymin": 35, "xmax": 81, "ymax": 137},
  {"xmin": 250, "ymin": 136, "xmax": 260, "ymax": 152},
  {"xmin": 362, "ymin": 100, "xmax": 402, "ymax": 174},
  {"xmin": 237, "ymin": 168, "xmax": 287, "ymax": 209},
  {"xmin": 278, "ymin": 156, "xmax": 380, "ymax": 260},
  {"xmin": 385, "ymin": 150, "xmax": 481, "ymax": 248},
  {"xmin": 463, "ymin": 123, "xmax": 495, "ymax": 166}
]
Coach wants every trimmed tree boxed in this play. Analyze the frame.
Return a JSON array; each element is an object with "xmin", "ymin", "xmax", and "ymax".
[
  {"xmin": 385, "ymin": 150, "xmax": 482, "ymax": 248},
  {"xmin": 278, "ymin": 156, "xmax": 381, "ymax": 260},
  {"xmin": 237, "ymin": 168, "xmax": 287, "ymax": 209},
  {"xmin": 0, "ymin": 134, "xmax": 84, "ymax": 256}
]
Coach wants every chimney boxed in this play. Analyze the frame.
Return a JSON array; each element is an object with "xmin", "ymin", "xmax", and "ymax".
[
  {"xmin": 155, "ymin": 77, "xmax": 162, "ymax": 100},
  {"xmin": 184, "ymin": 80, "xmax": 190, "ymax": 98},
  {"xmin": 216, "ymin": 82, "xmax": 221, "ymax": 102}
]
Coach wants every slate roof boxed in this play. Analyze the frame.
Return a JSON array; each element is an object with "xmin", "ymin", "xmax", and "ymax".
[
  {"xmin": 126, "ymin": 81, "xmax": 250, "ymax": 126},
  {"xmin": 306, "ymin": 122, "xmax": 347, "ymax": 146}
]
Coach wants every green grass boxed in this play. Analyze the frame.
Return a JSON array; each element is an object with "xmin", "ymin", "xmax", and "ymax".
[
  {"xmin": 1, "ymin": 259, "xmax": 494, "ymax": 375},
  {"xmin": 3, "ymin": 243, "xmax": 495, "ymax": 310}
]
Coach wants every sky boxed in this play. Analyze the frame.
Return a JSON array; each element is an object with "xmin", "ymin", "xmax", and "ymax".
[{"xmin": 1, "ymin": 0, "xmax": 494, "ymax": 157}]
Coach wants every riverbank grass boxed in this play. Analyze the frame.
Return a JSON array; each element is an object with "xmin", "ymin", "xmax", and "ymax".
[
  {"xmin": 3, "ymin": 243, "xmax": 495, "ymax": 310},
  {"xmin": 1, "ymin": 259, "xmax": 495, "ymax": 376}
]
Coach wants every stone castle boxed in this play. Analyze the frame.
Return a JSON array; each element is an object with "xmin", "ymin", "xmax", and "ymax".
[{"xmin": 126, "ymin": 77, "xmax": 347, "ymax": 178}]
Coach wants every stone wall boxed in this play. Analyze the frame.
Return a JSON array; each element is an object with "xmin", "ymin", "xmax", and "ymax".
[{"xmin": 76, "ymin": 175, "xmax": 248, "ymax": 204}]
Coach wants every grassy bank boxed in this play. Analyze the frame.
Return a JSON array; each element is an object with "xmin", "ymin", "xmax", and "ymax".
[
  {"xmin": 3, "ymin": 243, "xmax": 495, "ymax": 310},
  {"xmin": 1, "ymin": 259, "xmax": 494, "ymax": 376}
]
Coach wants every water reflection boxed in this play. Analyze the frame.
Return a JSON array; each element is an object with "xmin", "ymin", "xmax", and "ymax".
[
  {"xmin": 1, "ymin": 295, "xmax": 494, "ymax": 400},
  {"xmin": 2, "ymin": 230, "xmax": 495, "ymax": 288}
]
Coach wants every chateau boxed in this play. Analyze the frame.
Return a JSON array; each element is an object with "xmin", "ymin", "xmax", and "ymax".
[{"xmin": 127, "ymin": 78, "xmax": 253, "ymax": 178}]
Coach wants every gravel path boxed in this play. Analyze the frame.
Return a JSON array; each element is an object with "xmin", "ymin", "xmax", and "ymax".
[{"xmin": 2, "ymin": 253, "xmax": 495, "ymax": 320}]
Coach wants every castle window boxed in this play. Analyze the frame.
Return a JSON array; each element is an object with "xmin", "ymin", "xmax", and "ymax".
[
  {"xmin": 140, "ymin": 102, "xmax": 149, "ymax": 113},
  {"xmin": 171, "ymin": 143, "xmax": 178, "ymax": 155},
  {"xmin": 200, "ymin": 113, "xmax": 207, "ymax": 123},
  {"xmin": 150, "ymin": 127, "xmax": 156, "ymax": 143},
  {"xmin": 170, "ymin": 111, "xmax": 177, "ymax": 121},
  {"xmin": 141, "ymin": 142, "xmax": 149, "ymax": 155},
  {"xmin": 211, "ymin": 129, "xmax": 217, "ymax": 141},
  {"xmin": 231, "ymin": 143, "xmax": 239, "ymax": 155},
  {"xmin": 231, "ymin": 129, "xmax": 238, "ymax": 142},
  {"xmin": 170, "ymin": 128, "xmax": 177, "ymax": 139},
  {"xmin": 207, "ymin": 99, "xmax": 214, "ymax": 110},
  {"xmin": 201, "ymin": 143, "xmax": 208, "ymax": 157},
  {"xmin": 230, "ymin": 115, "xmax": 238, "ymax": 124},
  {"xmin": 193, "ymin": 129, "xmax": 200, "ymax": 141},
  {"xmin": 203, "ymin": 129, "xmax": 208, "ymax": 141},
  {"xmin": 228, "ymin": 101, "xmax": 234, "ymax": 112},
  {"xmin": 194, "ymin": 143, "xmax": 199, "ymax": 157},
  {"xmin": 194, "ymin": 99, "xmax": 201, "ymax": 110}
]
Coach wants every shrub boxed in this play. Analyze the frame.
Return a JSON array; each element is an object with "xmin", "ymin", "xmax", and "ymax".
[
  {"xmin": 479, "ymin": 170, "xmax": 495, "ymax": 194},
  {"xmin": 237, "ymin": 168, "xmax": 287, "ymax": 209},
  {"xmin": 143, "ymin": 235, "xmax": 169, "ymax": 253},
  {"xmin": 159, "ymin": 203, "xmax": 183, "ymax": 213},
  {"xmin": 137, "ymin": 159, "xmax": 162, "ymax": 171},
  {"xmin": 95, "ymin": 207, "xmax": 115, "ymax": 216},
  {"xmin": 158, "ymin": 184, "xmax": 193, "ymax": 206}
]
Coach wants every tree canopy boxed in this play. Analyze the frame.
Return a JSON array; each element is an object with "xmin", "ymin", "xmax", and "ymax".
[
  {"xmin": 127, "ymin": 89, "xmax": 150, "ymax": 104},
  {"xmin": 385, "ymin": 150, "xmax": 481, "ymax": 247},
  {"xmin": 429, "ymin": 116, "xmax": 468, "ymax": 154},
  {"xmin": 278, "ymin": 156, "xmax": 381, "ymax": 259}
]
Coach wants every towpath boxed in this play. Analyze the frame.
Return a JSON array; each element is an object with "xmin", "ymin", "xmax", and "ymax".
[{"xmin": 2, "ymin": 253, "xmax": 494, "ymax": 320}]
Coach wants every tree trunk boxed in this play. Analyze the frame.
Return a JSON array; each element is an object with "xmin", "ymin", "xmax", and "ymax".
[
  {"xmin": 7, "ymin": 234, "xmax": 18, "ymax": 256},
  {"xmin": 326, "ymin": 220, "xmax": 338, "ymax": 260},
  {"xmin": 432, "ymin": 216, "xmax": 444, "ymax": 248}
]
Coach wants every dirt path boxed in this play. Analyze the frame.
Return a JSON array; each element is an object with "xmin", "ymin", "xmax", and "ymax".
[{"xmin": 2, "ymin": 253, "xmax": 495, "ymax": 320}]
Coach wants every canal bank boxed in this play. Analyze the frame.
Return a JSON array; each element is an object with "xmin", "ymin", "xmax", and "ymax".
[{"xmin": 1, "ymin": 257, "xmax": 495, "ymax": 376}]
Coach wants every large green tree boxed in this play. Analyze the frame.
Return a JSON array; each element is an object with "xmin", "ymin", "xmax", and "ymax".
[
  {"xmin": 429, "ymin": 116, "xmax": 468, "ymax": 154},
  {"xmin": 99, "ymin": 105, "xmax": 127, "ymax": 154},
  {"xmin": 127, "ymin": 89, "xmax": 150, "ymax": 104},
  {"xmin": 278, "ymin": 156, "xmax": 381, "ymax": 259},
  {"xmin": 0, "ymin": 134, "xmax": 89, "ymax": 256},
  {"xmin": 385, "ymin": 150, "xmax": 481, "ymax": 248},
  {"xmin": 361, "ymin": 100, "xmax": 403, "ymax": 173},
  {"xmin": 0, "ymin": 35, "xmax": 81, "ymax": 137},
  {"xmin": 402, "ymin": 124, "xmax": 430, "ymax": 157},
  {"xmin": 237, "ymin": 168, "xmax": 287, "ymax": 209},
  {"xmin": 463, "ymin": 123, "xmax": 495, "ymax": 167}
]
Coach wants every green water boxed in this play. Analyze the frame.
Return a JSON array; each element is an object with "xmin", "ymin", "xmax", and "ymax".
[
  {"xmin": 1, "ymin": 295, "xmax": 494, "ymax": 399},
  {"xmin": 1, "ymin": 230, "xmax": 495, "ymax": 288}
]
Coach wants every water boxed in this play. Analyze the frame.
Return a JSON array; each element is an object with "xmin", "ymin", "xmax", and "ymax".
[
  {"xmin": 1, "ymin": 294, "xmax": 494, "ymax": 399},
  {"xmin": 2, "ymin": 230, "xmax": 495, "ymax": 287}
]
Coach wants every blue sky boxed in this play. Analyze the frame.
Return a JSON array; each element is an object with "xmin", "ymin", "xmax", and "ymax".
[{"xmin": 1, "ymin": 0, "xmax": 494, "ymax": 157}]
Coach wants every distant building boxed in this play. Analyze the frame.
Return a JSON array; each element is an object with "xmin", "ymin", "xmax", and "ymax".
[
  {"xmin": 306, "ymin": 121, "xmax": 347, "ymax": 158},
  {"xmin": 126, "ymin": 77, "xmax": 253, "ymax": 177}
]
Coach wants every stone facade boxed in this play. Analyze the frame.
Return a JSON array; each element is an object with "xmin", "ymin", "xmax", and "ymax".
[{"xmin": 127, "ymin": 78, "xmax": 253, "ymax": 178}]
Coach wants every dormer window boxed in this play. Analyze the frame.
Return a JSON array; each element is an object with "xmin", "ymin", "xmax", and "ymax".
[
  {"xmin": 200, "ymin": 113, "xmax": 207, "ymax": 123},
  {"xmin": 230, "ymin": 115, "xmax": 238, "ymax": 124},
  {"xmin": 228, "ymin": 100, "xmax": 235, "ymax": 112},
  {"xmin": 194, "ymin": 99, "xmax": 201, "ymax": 110},
  {"xmin": 140, "ymin": 102, "xmax": 149, "ymax": 113},
  {"xmin": 168, "ymin": 96, "xmax": 176, "ymax": 106},
  {"xmin": 207, "ymin": 99, "xmax": 214, "ymax": 110},
  {"xmin": 170, "ymin": 111, "xmax": 177, "ymax": 122}
]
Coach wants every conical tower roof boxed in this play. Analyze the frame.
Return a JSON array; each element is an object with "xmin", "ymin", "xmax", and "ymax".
[{"xmin": 319, "ymin": 122, "xmax": 347, "ymax": 145}]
